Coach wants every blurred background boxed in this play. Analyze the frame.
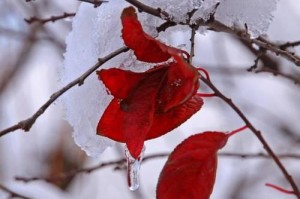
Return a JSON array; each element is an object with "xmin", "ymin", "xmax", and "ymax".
[{"xmin": 0, "ymin": 0, "xmax": 300, "ymax": 198}]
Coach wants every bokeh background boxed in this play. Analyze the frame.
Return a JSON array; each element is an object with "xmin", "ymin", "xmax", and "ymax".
[{"xmin": 0, "ymin": 0, "xmax": 300, "ymax": 198}]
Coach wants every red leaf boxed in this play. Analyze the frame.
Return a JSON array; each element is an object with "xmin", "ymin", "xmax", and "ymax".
[
  {"xmin": 121, "ymin": 7, "xmax": 185, "ymax": 63},
  {"xmin": 146, "ymin": 95, "xmax": 203, "ymax": 140},
  {"xmin": 121, "ymin": 68, "xmax": 167, "ymax": 158},
  {"xmin": 97, "ymin": 66, "xmax": 169, "ymax": 158},
  {"xmin": 97, "ymin": 98, "xmax": 125, "ymax": 142},
  {"xmin": 97, "ymin": 66, "xmax": 202, "ymax": 158},
  {"xmin": 157, "ymin": 132, "xmax": 229, "ymax": 199},
  {"xmin": 157, "ymin": 55, "xmax": 199, "ymax": 112},
  {"xmin": 97, "ymin": 69, "xmax": 147, "ymax": 99}
]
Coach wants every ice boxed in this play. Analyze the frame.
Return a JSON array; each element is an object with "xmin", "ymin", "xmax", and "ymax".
[
  {"xmin": 146, "ymin": 0, "xmax": 221, "ymax": 23},
  {"xmin": 191, "ymin": 0, "xmax": 224, "ymax": 23},
  {"xmin": 145, "ymin": 0, "xmax": 278, "ymax": 37},
  {"xmin": 124, "ymin": 145, "xmax": 145, "ymax": 191},
  {"xmin": 61, "ymin": 1, "xmax": 132, "ymax": 157},
  {"xmin": 215, "ymin": 0, "xmax": 279, "ymax": 38}
]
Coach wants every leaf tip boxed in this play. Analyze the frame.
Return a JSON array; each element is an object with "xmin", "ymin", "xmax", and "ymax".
[{"xmin": 121, "ymin": 6, "xmax": 137, "ymax": 19}]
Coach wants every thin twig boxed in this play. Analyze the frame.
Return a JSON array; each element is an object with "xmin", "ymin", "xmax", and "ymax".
[
  {"xmin": 25, "ymin": 13, "xmax": 76, "ymax": 24},
  {"xmin": 0, "ymin": 47, "xmax": 129, "ymax": 137},
  {"xmin": 280, "ymin": 41, "xmax": 300, "ymax": 50},
  {"xmin": 199, "ymin": 75, "xmax": 300, "ymax": 198},
  {"xmin": 15, "ymin": 152, "xmax": 300, "ymax": 183},
  {"xmin": 255, "ymin": 67, "xmax": 300, "ymax": 85},
  {"xmin": 189, "ymin": 25, "xmax": 197, "ymax": 64},
  {"xmin": 0, "ymin": 184, "xmax": 31, "ymax": 199}
]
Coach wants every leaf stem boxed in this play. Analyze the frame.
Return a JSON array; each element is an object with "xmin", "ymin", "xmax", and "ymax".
[
  {"xmin": 266, "ymin": 183, "xmax": 295, "ymax": 195},
  {"xmin": 228, "ymin": 125, "xmax": 248, "ymax": 137}
]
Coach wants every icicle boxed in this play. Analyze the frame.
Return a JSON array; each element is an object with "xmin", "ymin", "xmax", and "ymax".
[{"xmin": 124, "ymin": 145, "xmax": 145, "ymax": 191}]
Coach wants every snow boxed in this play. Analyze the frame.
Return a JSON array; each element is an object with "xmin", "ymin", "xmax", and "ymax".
[
  {"xmin": 62, "ymin": 0, "xmax": 279, "ymax": 158},
  {"xmin": 216, "ymin": 0, "xmax": 279, "ymax": 38},
  {"xmin": 142, "ymin": 0, "xmax": 278, "ymax": 38},
  {"xmin": 61, "ymin": 1, "xmax": 131, "ymax": 157}
]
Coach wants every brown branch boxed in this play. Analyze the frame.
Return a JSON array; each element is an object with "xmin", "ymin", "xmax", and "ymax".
[
  {"xmin": 78, "ymin": 0, "xmax": 108, "ymax": 8},
  {"xmin": 255, "ymin": 67, "xmax": 300, "ymax": 85},
  {"xmin": 24, "ymin": 13, "xmax": 76, "ymax": 24},
  {"xmin": 125, "ymin": 0, "xmax": 168, "ymax": 19},
  {"xmin": 15, "ymin": 152, "xmax": 300, "ymax": 183},
  {"xmin": 0, "ymin": 47, "xmax": 129, "ymax": 137},
  {"xmin": 253, "ymin": 37, "xmax": 300, "ymax": 66},
  {"xmin": 280, "ymin": 40, "xmax": 300, "ymax": 50},
  {"xmin": 0, "ymin": 184, "xmax": 31, "ymax": 199},
  {"xmin": 189, "ymin": 25, "xmax": 197, "ymax": 64},
  {"xmin": 125, "ymin": 0, "xmax": 300, "ymax": 67},
  {"xmin": 0, "ymin": 25, "xmax": 41, "ymax": 96},
  {"xmin": 199, "ymin": 75, "xmax": 300, "ymax": 198}
]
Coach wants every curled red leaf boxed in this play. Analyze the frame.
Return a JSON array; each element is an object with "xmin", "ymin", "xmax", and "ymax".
[
  {"xmin": 97, "ymin": 65, "xmax": 202, "ymax": 158},
  {"xmin": 157, "ymin": 132, "xmax": 229, "ymax": 199}
]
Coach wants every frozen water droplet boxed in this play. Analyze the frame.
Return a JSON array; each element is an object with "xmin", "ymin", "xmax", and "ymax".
[
  {"xmin": 172, "ymin": 79, "xmax": 182, "ymax": 87},
  {"xmin": 124, "ymin": 145, "xmax": 145, "ymax": 191}
]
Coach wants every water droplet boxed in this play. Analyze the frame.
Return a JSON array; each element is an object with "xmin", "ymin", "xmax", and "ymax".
[
  {"xmin": 172, "ymin": 79, "xmax": 182, "ymax": 87},
  {"xmin": 124, "ymin": 145, "xmax": 145, "ymax": 191}
]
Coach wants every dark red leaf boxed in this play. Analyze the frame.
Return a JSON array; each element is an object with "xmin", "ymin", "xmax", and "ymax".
[
  {"xmin": 157, "ymin": 132, "xmax": 229, "ymax": 199},
  {"xmin": 157, "ymin": 55, "xmax": 199, "ymax": 112},
  {"xmin": 97, "ymin": 98, "xmax": 125, "ymax": 142},
  {"xmin": 97, "ymin": 67, "xmax": 169, "ymax": 158},
  {"xmin": 97, "ymin": 69, "xmax": 147, "ymax": 99},
  {"xmin": 121, "ymin": 7, "xmax": 185, "ymax": 63},
  {"xmin": 122, "ymin": 68, "xmax": 167, "ymax": 158},
  {"xmin": 146, "ymin": 95, "xmax": 203, "ymax": 140}
]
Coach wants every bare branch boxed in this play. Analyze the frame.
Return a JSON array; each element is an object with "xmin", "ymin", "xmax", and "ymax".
[
  {"xmin": 15, "ymin": 152, "xmax": 300, "ymax": 183},
  {"xmin": 255, "ymin": 67, "xmax": 300, "ymax": 85},
  {"xmin": 280, "ymin": 40, "xmax": 300, "ymax": 50},
  {"xmin": 0, "ymin": 47, "xmax": 129, "ymax": 137},
  {"xmin": 0, "ymin": 184, "xmax": 31, "ymax": 199},
  {"xmin": 25, "ymin": 12, "xmax": 76, "ymax": 24},
  {"xmin": 189, "ymin": 25, "xmax": 197, "ymax": 64},
  {"xmin": 199, "ymin": 75, "xmax": 300, "ymax": 198}
]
